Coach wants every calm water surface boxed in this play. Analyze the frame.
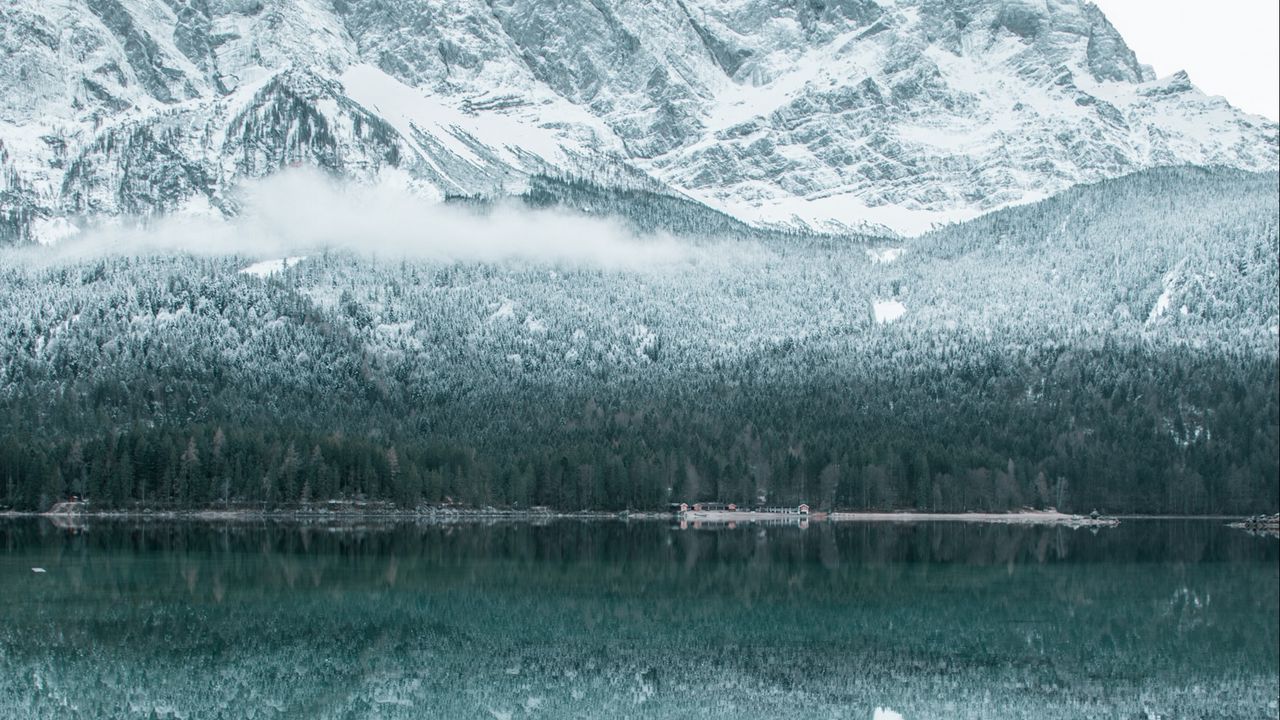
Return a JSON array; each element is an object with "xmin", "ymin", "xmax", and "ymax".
[{"xmin": 0, "ymin": 519, "xmax": 1275, "ymax": 719}]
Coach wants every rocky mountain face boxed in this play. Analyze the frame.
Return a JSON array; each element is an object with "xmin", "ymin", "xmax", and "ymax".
[{"xmin": 1, "ymin": 0, "xmax": 1276, "ymax": 243}]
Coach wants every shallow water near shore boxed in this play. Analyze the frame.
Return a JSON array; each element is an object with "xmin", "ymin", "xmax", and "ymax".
[{"xmin": 0, "ymin": 519, "xmax": 1276, "ymax": 719}]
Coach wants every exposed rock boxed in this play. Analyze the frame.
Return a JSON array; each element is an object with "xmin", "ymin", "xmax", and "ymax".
[{"xmin": 0, "ymin": 0, "xmax": 1275, "ymax": 243}]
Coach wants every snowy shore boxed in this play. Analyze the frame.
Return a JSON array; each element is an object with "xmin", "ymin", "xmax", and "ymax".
[
  {"xmin": 826, "ymin": 510, "xmax": 1120, "ymax": 527},
  {"xmin": 675, "ymin": 509, "xmax": 1118, "ymax": 527},
  {"xmin": 1227, "ymin": 514, "xmax": 1280, "ymax": 537},
  {"xmin": 11, "ymin": 502, "xmax": 639, "ymax": 525},
  {"xmin": 6, "ymin": 505, "xmax": 1121, "ymax": 527}
]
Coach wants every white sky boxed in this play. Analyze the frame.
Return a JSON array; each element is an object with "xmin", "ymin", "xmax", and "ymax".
[{"xmin": 1091, "ymin": 0, "xmax": 1279, "ymax": 121}]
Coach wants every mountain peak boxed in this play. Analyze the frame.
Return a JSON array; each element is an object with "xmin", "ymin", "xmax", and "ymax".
[{"xmin": 0, "ymin": 0, "xmax": 1275, "ymax": 243}]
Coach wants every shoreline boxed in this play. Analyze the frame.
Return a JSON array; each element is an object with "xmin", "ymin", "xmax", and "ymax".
[
  {"xmin": 3, "ymin": 507, "xmax": 640, "ymax": 525},
  {"xmin": 1226, "ymin": 514, "xmax": 1280, "ymax": 537},
  {"xmin": 8, "ymin": 504, "xmax": 1275, "ymax": 529},
  {"xmin": 826, "ymin": 510, "xmax": 1118, "ymax": 527},
  {"xmin": 0, "ymin": 506, "xmax": 1137, "ymax": 528}
]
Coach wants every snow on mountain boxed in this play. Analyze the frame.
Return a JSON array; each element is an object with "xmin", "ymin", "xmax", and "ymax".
[{"xmin": 1, "ymin": 0, "xmax": 1275, "ymax": 244}]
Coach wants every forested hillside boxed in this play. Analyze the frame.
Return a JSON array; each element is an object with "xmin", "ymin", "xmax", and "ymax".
[{"xmin": 0, "ymin": 167, "xmax": 1275, "ymax": 514}]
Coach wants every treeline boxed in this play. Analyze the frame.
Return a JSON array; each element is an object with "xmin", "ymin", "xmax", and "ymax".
[{"xmin": 1, "ymin": 338, "xmax": 1274, "ymax": 514}]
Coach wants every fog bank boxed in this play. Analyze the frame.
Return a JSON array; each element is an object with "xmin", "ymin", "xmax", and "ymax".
[{"xmin": 25, "ymin": 170, "xmax": 699, "ymax": 269}]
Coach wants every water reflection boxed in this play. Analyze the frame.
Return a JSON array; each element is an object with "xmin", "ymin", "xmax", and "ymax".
[{"xmin": 0, "ymin": 519, "xmax": 1275, "ymax": 719}]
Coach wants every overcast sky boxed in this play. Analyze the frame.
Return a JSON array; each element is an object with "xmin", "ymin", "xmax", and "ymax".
[{"xmin": 1091, "ymin": 0, "xmax": 1279, "ymax": 121}]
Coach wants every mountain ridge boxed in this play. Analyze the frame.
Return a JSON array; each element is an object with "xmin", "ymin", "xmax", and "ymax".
[{"xmin": 1, "ymin": 0, "xmax": 1276, "ymax": 244}]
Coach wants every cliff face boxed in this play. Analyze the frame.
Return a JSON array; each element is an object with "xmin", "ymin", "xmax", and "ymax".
[{"xmin": 1, "ymin": 0, "xmax": 1276, "ymax": 243}]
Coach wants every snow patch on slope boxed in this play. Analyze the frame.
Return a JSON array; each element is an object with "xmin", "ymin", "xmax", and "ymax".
[
  {"xmin": 342, "ymin": 65, "xmax": 531, "ymax": 165},
  {"xmin": 873, "ymin": 299, "xmax": 907, "ymax": 324},
  {"xmin": 739, "ymin": 192, "xmax": 983, "ymax": 237},
  {"xmin": 866, "ymin": 247, "xmax": 904, "ymax": 264},
  {"xmin": 1148, "ymin": 257, "xmax": 1188, "ymax": 322},
  {"xmin": 240, "ymin": 257, "xmax": 306, "ymax": 277}
]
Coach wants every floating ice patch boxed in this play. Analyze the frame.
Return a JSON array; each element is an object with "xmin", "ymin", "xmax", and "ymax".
[
  {"xmin": 873, "ymin": 300, "xmax": 907, "ymax": 324},
  {"xmin": 239, "ymin": 256, "xmax": 306, "ymax": 277},
  {"xmin": 31, "ymin": 568, "xmax": 46, "ymax": 573}
]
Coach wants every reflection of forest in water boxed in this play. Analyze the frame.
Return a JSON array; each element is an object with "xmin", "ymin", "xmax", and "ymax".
[
  {"xmin": 5, "ymin": 518, "xmax": 1275, "ymax": 575},
  {"xmin": 0, "ymin": 520, "xmax": 1276, "ymax": 719}
]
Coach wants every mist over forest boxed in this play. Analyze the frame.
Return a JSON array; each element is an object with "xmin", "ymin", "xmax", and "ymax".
[{"xmin": 1, "ymin": 167, "xmax": 1276, "ymax": 514}]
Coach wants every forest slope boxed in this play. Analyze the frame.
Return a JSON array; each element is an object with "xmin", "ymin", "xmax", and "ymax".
[{"xmin": 0, "ymin": 167, "xmax": 1275, "ymax": 514}]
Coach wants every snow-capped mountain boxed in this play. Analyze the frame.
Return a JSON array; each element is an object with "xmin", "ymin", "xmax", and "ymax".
[{"xmin": 1, "ymin": 0, "xmax": 1276, "ymax": 243}]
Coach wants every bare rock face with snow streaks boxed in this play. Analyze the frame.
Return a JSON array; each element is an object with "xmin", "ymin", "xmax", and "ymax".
[{"xmin": 1, "ymin": 0, "xmax": 1275, "ymax": 243}]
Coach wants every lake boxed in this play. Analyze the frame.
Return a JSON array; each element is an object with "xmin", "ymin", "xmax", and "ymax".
[{"xmin": 0, "ymin": 519, "xmax": 1275, "ymax": 719}]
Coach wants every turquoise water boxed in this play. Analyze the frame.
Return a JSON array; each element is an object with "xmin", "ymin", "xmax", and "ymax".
[{"xmin": 0, "ymin": 519, "xmax": 1275, "ymax": 719}]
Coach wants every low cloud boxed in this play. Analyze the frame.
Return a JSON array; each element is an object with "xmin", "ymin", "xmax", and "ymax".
[{"xmin": 25, "ymin": 169, "xmax": 698, "ymax": 269}]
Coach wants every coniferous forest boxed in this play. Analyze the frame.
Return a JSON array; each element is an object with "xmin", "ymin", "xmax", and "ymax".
[{"xmin": 1, "ymin": 167, "xmax": 1276, "ymax": 514}]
